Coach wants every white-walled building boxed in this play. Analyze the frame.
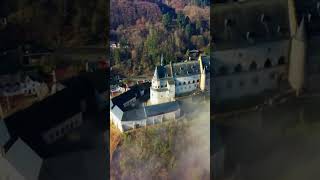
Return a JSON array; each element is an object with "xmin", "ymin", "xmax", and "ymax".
[
  {"xmin": 150, "ymin": 55, "xmax": 210, "ymax": 105},
  {"xmin": 0, "ymin": 74, "xmax": 49, "ymax": 98},
  {"xmin": 111, "ymin": 101, "xmax": 181, "ymax": 132}
]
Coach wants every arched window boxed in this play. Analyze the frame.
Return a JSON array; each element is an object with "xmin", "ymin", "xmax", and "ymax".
[
  {"xmin": 234, "ymin": 64, "xmax": 242, "ymax": 73},
  {"xmin": 249, "ymin": 61, "xmax": 257, "ymax": 71},
  {"xmin": 219, "ymin": 66, "xmax": 228, "ymax": 75},
  {"xmin": 278, "ymin": 56, "xmax": 285, "ymax": 65},
  {"xmin": 264, "ymin": 58, "xmax": 272, "ymax": 68}
]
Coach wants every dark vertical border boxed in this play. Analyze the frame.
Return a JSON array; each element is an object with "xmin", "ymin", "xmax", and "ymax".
[
  {"xmin": 210, "ymin": 0, "xmax": 214, "ymax": 179},
  {"xmin": 106, "ymin": 0, "xmax": 110, "ymax": 179}
]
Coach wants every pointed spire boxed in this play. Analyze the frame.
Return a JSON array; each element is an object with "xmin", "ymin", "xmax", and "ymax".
[
  {"xmin": 154, "ymin": 66, "xmax": 159, "ymax": 79},
  {"xmin": 160, "ymin": 54, "xmax": 164, "ymax": 66},
  {"xmin": 296, "ymin": 17, "xmax": 306, "ymax": 41}
]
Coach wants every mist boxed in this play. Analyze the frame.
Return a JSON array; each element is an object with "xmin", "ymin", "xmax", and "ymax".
[
  {"xmin": 217, "ymin": 96, "xmax": 320, "ymax": 180},
  {"xmin": 111, "ymin": 99, "xmax": 211, "ymax": 180}
]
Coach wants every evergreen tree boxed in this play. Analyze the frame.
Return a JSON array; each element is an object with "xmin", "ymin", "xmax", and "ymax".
[{"xmin": 162, "ymin": 13, "xmax": 171, "ymax": 29}]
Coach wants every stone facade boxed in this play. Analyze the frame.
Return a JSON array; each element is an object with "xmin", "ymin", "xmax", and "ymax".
[
  {"xmin": 211, "ymin": 0, "xmax": 316, "ymax": 101},
  {"xmin": 150, "ymin": 55, "xmax": 210, "ymax": 105}
]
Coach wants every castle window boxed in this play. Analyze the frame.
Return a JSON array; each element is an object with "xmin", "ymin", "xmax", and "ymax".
[
  {"xmin": 218, "ymin": 66, "xmax": 228, "ymax": 75},
  {"xmin": 193, "ymin": 80, "xmax": 195, "ymax": 83},
  {"xmin": 249, "ymin": 61, "xmax": 257, "ymax": 71},
  {"xmin": 234, "ymin": 64, "xmax": 242, "ymax": 73},
  {"xmin": 179, "ymin": 82, "xmax": 181, "ymax": 86},
  {"xmin": 226, "ymin": 80, "xmax": 232, "ymax": 89},
  {"xmin": 278, "ymin": 56, "xmax": 285, "ymax": 65},
  {"xmin": 165, "ymin": 84, "xmax": 167, "ymax": 87},
  {"xmin": 197, "ymin": 79, "xmax": 199, "ymax": 82},
  {"xmin": 188, "ymin": 81, "xmax": 190, "ymax": 84},
  {"xmin": 264, "ymin": 58, "xmax": 272, "ymax": 68},
  {"xmin": 183, "ymin": 82, "xmax": 186, "ymax": 85}
]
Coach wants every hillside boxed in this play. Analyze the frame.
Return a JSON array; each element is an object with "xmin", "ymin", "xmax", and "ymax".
[
  {"xmin": 110, "ymin": 120, "xmax": 210, "ymax": 180},
  {"xmin": 0, "ymin": 0, "xmax": 107, "ymax": 48},
  {"xmin": 110, "ymin": 0, "xmax": 162, "ymax": 30}
]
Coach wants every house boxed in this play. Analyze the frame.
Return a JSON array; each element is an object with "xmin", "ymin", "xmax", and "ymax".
[
  {"xmin": 111, "ymin": 101, "xmax": 181, "ymax": 132},
  {"xmin": 3, "ymin": 76, "xmax": 97, "ymax": 157},
  {"xmin": 0, "ymin": 74, "xmax": 49, "ymax": 98}
]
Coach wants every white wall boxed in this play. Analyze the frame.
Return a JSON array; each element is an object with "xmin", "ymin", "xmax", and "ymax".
[
  {"xmin": 213, "ymin": 66, "xmax": 287, "ymax": 101},
  {"xmin": 42, "ymin": 112, "xmax": 83, "ymax": 144}
]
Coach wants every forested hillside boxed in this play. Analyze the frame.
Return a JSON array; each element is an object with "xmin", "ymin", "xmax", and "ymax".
[
  {"xmin": 0, "ymin": 0, "xmax": 107, "ymax": 48},
  {"xmin": 110, "ymin": 0, "xmax": 210, "ymax": 76}
]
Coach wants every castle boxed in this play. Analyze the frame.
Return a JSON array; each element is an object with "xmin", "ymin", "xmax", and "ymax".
[
  {"xmin": 150, "ymin": 54, "xmax": 210, "ymax": 105},
  {"xmin": 212, "ymin": 0, "xmax": 320, "ymax": 102}
]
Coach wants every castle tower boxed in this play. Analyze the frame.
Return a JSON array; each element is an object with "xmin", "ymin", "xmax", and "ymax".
[
  {"xmin": 288, "ymin": 0, "xmax": 298, "ymax": 37},
  {"xmin": 288, "ymin": 18, "xmax": 306, "ymax": 96}
]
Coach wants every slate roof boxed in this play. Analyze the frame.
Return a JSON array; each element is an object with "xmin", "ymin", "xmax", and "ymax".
[
  {"xmin": 154, "ymin": 58, "xmax": 210, "ymax": 79},
  {"xmin": 145, "ymin": 101, "xmax": 180, "ymax": 117},
  {"xmin": 4, "ymin": 76, "xmax": 96, "ymax": 157},
  {"xmin": 5, "ymin": 138, "xmax": 43, "ymax": 180},
  {"xmin": 111, "ymin": 82, "xmax": 151, "ymax": 110},
  {"xmin": 212, "ymin": 0, "xmax": 290, "ymax": 50},
  {"xmin": 114, "ymin": 101, "xmax": 180, "ymax": 122}
]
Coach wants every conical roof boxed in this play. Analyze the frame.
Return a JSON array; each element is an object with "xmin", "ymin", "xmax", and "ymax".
[
  {"xmin": 295, "ymin": 17, "xmax": 306, "ymax": 41},
  {"xmin": 153, "ymin": 66, "xmax": 159, "ymax": 79}
]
